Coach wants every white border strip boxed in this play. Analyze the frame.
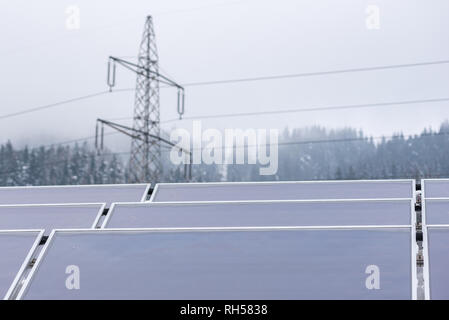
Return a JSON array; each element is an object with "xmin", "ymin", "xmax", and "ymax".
[
  {"xmin": 411, "ymin": 201, "xmax": 418, "ymax": 300},
  {"xmin": 155, "ymin": 179, "xmax": 415, "ymax": 187},
  {"xmin": 421, "ymin": 179, "xmax": 431, "ymax": 300},
  {"xmin": 0, "ymin": 183, "xmax": 149, "ymax": 190},
  {"xmin": 422, "ymin": 197, "xmax": 449, "ymax": 200},
  {"xmin": 0, "ymin": 202, "xmax": 107, "ymax": 208}
]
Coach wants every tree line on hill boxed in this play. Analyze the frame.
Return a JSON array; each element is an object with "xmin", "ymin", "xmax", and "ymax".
[{"xmin": 1, "ymin": 121, "xmax": 448, "ymax": 186}]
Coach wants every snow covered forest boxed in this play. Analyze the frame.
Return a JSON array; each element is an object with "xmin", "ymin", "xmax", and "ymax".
[{"xmin": 1, "ymin": 121, "xmax": 449, "ymax": 186}]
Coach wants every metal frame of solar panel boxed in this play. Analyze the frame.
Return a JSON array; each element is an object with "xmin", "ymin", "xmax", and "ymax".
[
  {"xmin": 102, "ymin": 199, "xmax": 414, "ymax": 229},
  {"xmin": 16, "ymin": 226, "xmax": 417, "ymax": 300},
  {"xmin": 149, "ymin": 179, "xmax": 415, "ymax": 202},
  {"xmin": 0, "ymin": 203, "xmax": 106, "ymax": 232},
  {"xmin": 421, "ymin": 179, "xmax": 449, "ymax": 299},
  {"xmin": 1, "ymin": 229, "xmax": 44, "ymax": 300},
  {"xmin": 0, "ymin": 183, "xmax": 151, "ymax": 207}
]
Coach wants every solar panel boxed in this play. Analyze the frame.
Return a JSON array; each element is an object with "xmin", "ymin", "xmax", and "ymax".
[
  {"xmin": 0, "ymin": 204, "xmax": 105, "ymax": 233},
  {"xmin": 0, "ymin": 230, "xmax": 43, "ymax": 300},
  {"xmin": 0, "ymin": 184, "xmax": 150, "ymax": 207},
  {"xmin": 18, "ymin": 227, "xmax": 415, "ymax": 300},
  {"xmin": 422, "ymin": 189, "xmax": 449, "ymax": 299},
  {"xmin": 150, "ymin": 180, "xmax": 414, "ymax": 202},
  {"xmin": 422, "ymin": 179, "xmax": 449, "ymax": 198},
  {"xmin": 422, "ymin": 199, "xmax": 449, "ymax": 225},
  {"xmin": 423, "ymin": 227, "xmax": 449, "ymax": 299},
  {"xmin": 103, "ymin": 199, "xmax": 413, "ymax": 228}
]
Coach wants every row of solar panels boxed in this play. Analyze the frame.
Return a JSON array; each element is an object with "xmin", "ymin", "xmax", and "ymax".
[
  {"xmin": 0, "ymin": 179, "xmax": 448, "ymax": 300},
  {"xmin": 2, "ymin": 197, "xmax": 449, "ymax": 233},
  {"xmin": 0, "ymin": 179, "xmax": 448, "ymax": 205}
]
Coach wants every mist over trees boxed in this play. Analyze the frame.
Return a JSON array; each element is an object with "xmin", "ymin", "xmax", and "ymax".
[
  {"xmin": 1, "ymin": 121, "xmax": 449, "ymax": 186},
  {"xmin": 227, "ymin": 122, "xmax": 449, "ymax": 182}
]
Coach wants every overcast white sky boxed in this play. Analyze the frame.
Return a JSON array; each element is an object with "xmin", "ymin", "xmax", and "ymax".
[{"xmin": 0, "ymin": 0, "xmax": 448, "ymax": 150}]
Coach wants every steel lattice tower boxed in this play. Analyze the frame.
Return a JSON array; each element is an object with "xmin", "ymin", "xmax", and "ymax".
[
  {"xmin": 129, "ymin": 16, "xmax": 161, "ymax": 183},
  {"xmin": 102, "ymin": 16, "xmax": 187, "ymax": 182}
]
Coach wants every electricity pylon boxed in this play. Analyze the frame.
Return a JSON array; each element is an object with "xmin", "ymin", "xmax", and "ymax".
[{"xmin": 104, "ymin": 16, "xmax": 186, "ymax": 183}]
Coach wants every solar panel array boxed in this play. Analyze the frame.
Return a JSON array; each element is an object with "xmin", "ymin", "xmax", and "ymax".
[
  {"xmin": 12, "ymin": 178, "xmax": 449, "ymax": 300},
  {"xmin": 0, "ymin": 183, "xmax": 150, "ymax": 299}
]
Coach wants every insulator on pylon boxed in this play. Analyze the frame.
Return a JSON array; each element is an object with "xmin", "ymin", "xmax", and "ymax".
[
  {"xmin": 107, "ymin": 59, "xmax": 116, "ymax": 91},
  {"xmin": 95, "ymin": 121, "xmax": 99, "ymax": 151},
  {"xmin": 100, "ymin": 123, "xmax": 104, "ymax": 150},
  {"xmin": 177, "ymin": 88, "xmax": 185, "ymax": 119}
]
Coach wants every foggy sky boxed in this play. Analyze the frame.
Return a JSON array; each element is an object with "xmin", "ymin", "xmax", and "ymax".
[{"xmin": 0, "ymin": 0, "xmax": 448, "ymax": 152}]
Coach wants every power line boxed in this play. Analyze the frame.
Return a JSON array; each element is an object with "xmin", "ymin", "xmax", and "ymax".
[
  {"xmin": 46, "ymin": 127, "xmax": 449, "ymax": 154},
  {"xmin": 108, "ymin": 97, "xmax": 449, "ymax": 123},
  {"xmin": 0, "ymin": 146, "xmax": 169, "ymax": 177},
  {"xmin": 121, "ymin": 59, "xmax": 449, "ymax": 89},
  {"xmin": 0, "ymin": 91, "xmax": 107, "ymax": 120},
  {"xmin": 39, "ymin": 99, "xmax": 449, "ymax": 150},
  {"xmin": 41, "ymin": 131, "xmax": 120, "ymax": 149},
  {"xmin": 0, "ymin": 88, "xmax": 134, "ymax": 121},
  {"xmin": 1, "ymin": 59, "xmax": 448, "ymax": 122},
  {"xmin": 40, "ymin": 126, "xmax": 173, "ymax": 150},
  {"xmin": 2, "ymin": 130, "xmax": 449, "ymax": 177},
  {"xmin": 158, "ymin": 129, "xmax": 449, "ymax": 152},
  {"xmin": 180, "ymin": 60, "xmax": 449, "ymax": 87},
  {"xmin": 14, "ymin": 94, "xmax": 448, "ymax": 153},
  {"xmin": 156, "ymin": 97, "xmax": 449, "ymax": 123},
  {"xmin": 5, "ymin": 92, "xmax": 447, "ymax": 126}
]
